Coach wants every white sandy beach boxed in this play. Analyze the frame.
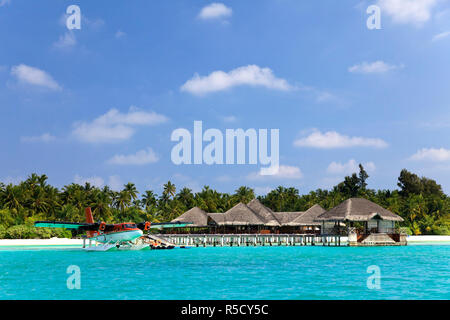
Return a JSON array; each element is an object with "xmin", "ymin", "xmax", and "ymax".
[
  {"xmin": 0, "ymin": 235, "xmax": 449, "ymax": 246},
  {"xmin": 0, "ymin": 238, "xmax": 84, "ymax": 246},
  {"xmin": 406, "ymin": 235, "xmax": 450, "ymax": 242}
]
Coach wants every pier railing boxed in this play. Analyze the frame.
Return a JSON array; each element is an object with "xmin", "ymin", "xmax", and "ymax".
[{"xmin": 157, "ymin": 233, "xmax": 343, "ymax": 247}]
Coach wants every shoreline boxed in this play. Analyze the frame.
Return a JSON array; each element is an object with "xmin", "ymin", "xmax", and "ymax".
[
  {"xmin": 0, "ymin": 235, "xmax": 449, "ymax": 247},
  {"xmin": 405, "ymin": 235, "xmax": 450, "ymax": 242},
  {"xmin": 0, "ymin": 238, "xmax": 84, "ymax": 246}
]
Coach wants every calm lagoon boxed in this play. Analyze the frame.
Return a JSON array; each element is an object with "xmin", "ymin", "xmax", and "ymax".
[{"xmin": 0, "ymin": 244, "xmax": 449, "ymax": 300}]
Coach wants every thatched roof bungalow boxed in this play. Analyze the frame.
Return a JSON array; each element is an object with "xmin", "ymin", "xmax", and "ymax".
[
  {"xmin": 166, "ymin": 198, "xmax": 406, "ymax": 245},
  {"xmin": 169, "ymin": 200, "xmax": 327, "ymax": 234},
  {"xmin": 171, "ymin": 207, "xmax": 209, "ymax": 227},
  {"xmin": 316, "ymin": 198, "xmax": 403, "ymax": 222},
  {"xmin": 272, "ymin": 212, "xmax": 303, "ymax": 225},
  {"xmin": 316, "ymin": 198, "xmax": 405, "ymax": 245},
  {"xmin": 247, "ymin": 199, "xmax": 281, "ymax": 227},
  {"xmin": 212, "ymin": 203, "xmax": 265, "ymax": 226},
  {"xmin": 285, "ymin": 204, "xmax": 326, "ymax": 226}
]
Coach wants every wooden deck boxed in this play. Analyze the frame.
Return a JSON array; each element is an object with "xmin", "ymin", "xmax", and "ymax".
[{"xmin": 157, "ymin": 233, "xmax": 343, "ymax": 247}]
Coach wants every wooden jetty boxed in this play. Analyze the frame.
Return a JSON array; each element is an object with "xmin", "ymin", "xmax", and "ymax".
[{"xmin": 157, "ymin": 234, "xmax": 343, "ymax": 247}]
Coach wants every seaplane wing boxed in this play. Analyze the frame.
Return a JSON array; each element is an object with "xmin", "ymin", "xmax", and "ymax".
[
  {"xmin": 34, "ymin": 221, "xmax": 192, "ymax": 230},
  {"xmin": 145, "ymin": 222, "xmax": 193, "ymax": 229},
  {"xmin": 34, "ymin": 221, "xmax": 98, "ymax": 230}
]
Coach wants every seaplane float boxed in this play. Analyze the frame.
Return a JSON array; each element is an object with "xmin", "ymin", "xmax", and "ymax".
[{"xmin": 34, "ymin": 207, "xmax": 190, "ymax": 251}]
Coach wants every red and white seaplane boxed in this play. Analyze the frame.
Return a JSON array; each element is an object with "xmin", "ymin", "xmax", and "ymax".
[{"xmin": 34, "ymin": 207, "xmax": 188, "ymax": 251}]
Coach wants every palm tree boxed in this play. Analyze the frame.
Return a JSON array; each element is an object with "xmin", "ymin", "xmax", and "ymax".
[
  {"xmin": 27, "ymin": 188, "xmax": 51, "ymax": 215},
  {"xmin": 71, "ymin": 189, "xmax": 89, "ymax": 221},
  {"xmin": 25, "ymin": 173, "xmax": 39, "ymax": 191},
  {"xmin": 142, "ymin": 190, "xmax": 157, "ymax": 211},
  {"xmin": 124, "ymin": 183, "xmax": 139, "ymax": 201},
  {"xmin": 2, "ymin": 184, "xmax": 24, "ymax": 211},
  {"xmin": 176, "ymin": 187, "xmax": 195, "ymax": 208},
  {"xmin": 114, "ymin": 190, "xmax": 132, "ymax": 213},
  {"xmin": 233, "ymin": 186, "xmax": 255, "ymax": 204},
  {"xmin": 37, "ymin": 174, "xmax": 48, "ymax": 188},
  {"xmin": 163, "ymin": 181, "xmax": 176, "ymax": 200},
  {"xmin": 90, "ymin": 189, "xmax": 113, "ymax": 222}
]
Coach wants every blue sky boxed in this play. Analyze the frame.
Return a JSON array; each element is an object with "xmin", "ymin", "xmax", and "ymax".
[{"xmin": 1, "ymin": 0, "xmax": 450, "ymax": 195}]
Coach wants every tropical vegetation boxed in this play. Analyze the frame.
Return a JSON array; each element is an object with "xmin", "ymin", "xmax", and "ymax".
[{"xmin": 0, "ymin": 166, "xmax": 448, "ymax": 238}]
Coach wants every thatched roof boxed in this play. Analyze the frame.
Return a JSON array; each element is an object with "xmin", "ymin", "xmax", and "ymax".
[
  {"xmin": 286, "ymin": 204, "xmax": 326, "ymax": 226},
  {"xmin": 273, "ymin": 211, "xmax": 304, "ymax": 225},
  {"xmin": 247, "ymin": 199, "xmax": 281, "ymax": 227},
  {"xmin": 215, "ymin": 203, "xmax": 265, "ymax": 226},
  {"xmin": 171, "ymin": 207, "xmax": 209, "ymax": 227},
  {"xmin": 207, "ymin": 212, "xmax": 225, "ymax": 225},
  {"xmin": 316, "ymin": 198, "xmax": 404, "ymax": 222}
]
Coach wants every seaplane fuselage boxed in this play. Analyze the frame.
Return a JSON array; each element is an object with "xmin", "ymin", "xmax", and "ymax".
[{"xmin": 89, "ymin": 223, "xmax": 143, "ymax": 243}]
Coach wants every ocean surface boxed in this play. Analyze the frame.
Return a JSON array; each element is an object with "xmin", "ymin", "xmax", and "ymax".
[{"xmin": 0, "ymin": 244, "xmax": 449, "ymax": 300}]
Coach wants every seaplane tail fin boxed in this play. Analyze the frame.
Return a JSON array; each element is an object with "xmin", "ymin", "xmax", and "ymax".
[
  {"xmin": 85, "ymin": 207, "xmax": 96, "ymax": 237},
  {"xmin": 85, "ymin": 207, "xmax": 94, "ymax": 224}
]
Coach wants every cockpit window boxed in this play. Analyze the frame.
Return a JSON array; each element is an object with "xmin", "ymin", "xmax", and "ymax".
[{"xmin": 124, "ymin": 223, "xmax": 136, "ymax": 229}]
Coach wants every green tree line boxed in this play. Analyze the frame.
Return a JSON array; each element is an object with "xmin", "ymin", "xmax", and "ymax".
[{"xmin": 0, "ymin": 167, "xmax": 449, "ymax": 238}]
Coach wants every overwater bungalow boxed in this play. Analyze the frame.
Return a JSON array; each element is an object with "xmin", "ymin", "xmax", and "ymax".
[
  {"xmin": 162, "ymin": 198, "xmax": 407, "ymax": 246},
  {"xmin": 281, "ymin": 204, "xmax": 326, "ymax": 234},
  {"xmin": 166, "ymin": 199, "xmax": 325, "ymax": 235},
  {"xmin": 208, "ymin": 202, "xmax": 266, "ymax": 234},
  {"xmin": 316, "ymin": 198, "xmax": 406, "ymax": 246},
  {"xmin": 171, "ymin": 207, "xmax": 211, "ymax": 233}
]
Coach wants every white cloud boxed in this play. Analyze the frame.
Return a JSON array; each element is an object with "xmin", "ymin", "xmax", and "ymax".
[
  {"xmin": 432, "ymin": 31, "xmax": 450, "ymax": 41},
  {"xmin": 317, "ymin": 177, "xmax": 343, "ymax": 190},
  {"xmin": 20, "ymin": 133, "xmax": 56, "ymax": 143},
  {"xmin": 72, "ymin": 107, "xmax": 168, "ymax": 143},
  {"xmin": 73, "ymin": 122, "xmax": 134, "ymax": 143},
  {"xmin": 222, "ymin": 115, "xmax": 237, "ymax": 123},
  {"xmin": 410, "ymin": 148, "xmax": 450, "ymax": 162},
  {"xmin": 107, "ymin": 148, "xmax": 159, "ymax": 165},
  {"xmin": 74, "ymin": 175, "xmax": 104, "ymax": 188},
  {"xmin": 327, "ymin": 159, "xmax": 376, "ymax": 175},
  {"xmin": 294, "ymin": 130, "xmax": 388, "ymax": 149},
  {"xmin": 181, "ymin": 65, "xmax": 293, "ymax": 96},
  {"xmin": 378, "ymin": 0, "xmax": 438, "ymax": 25},
  {"xmin": 10, "ymin": 64, "xmax": 61, "ymax": 91},
  {"xmin": 315, "ymin": 91, "xmax": 337, "ymax": 103},
  {"xmin": 0, "ymin": 0, "xmax": 11, "ymax": 7},
  {"xmin": 198, "ymin": 3, "xmax": 232, "ymax": 20},
  {"xmin": 348, "ymin": 61, "xmax": 403, "ymax": 74},
  {"xmin": 58, "ymin": 12, "xmax": 104, "ymax": 30},
  {"xmin": 53, "ymin": 32, "xmax": 77, "ymax": 50},
  {"xmin": 84, "ymin": 16, "xmax": 105, "ymax": 30},
  {"xmin": 247, "ymin": 165, "xmax": 303, "ymax": 180},
  {"xmin": 115, "ymin": 30, "xmax": 126, "ymax": 39},
  {"xmin": 108, "ymin": 175, "xmax": 122, "ymax": 191},
  {"xmin": 254, "ymin": 186, "xmax": 274, "ymax": 196}
]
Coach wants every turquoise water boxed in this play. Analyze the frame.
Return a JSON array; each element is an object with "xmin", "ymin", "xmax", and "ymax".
[{"xmin": 0, "ymin": 244, "xmax": 449, "ymax": 300}]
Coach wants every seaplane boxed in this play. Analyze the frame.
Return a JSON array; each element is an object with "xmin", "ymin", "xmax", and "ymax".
[{"xmin": 34, "ymin": 207, "xmax": 190, "ymax": 251}]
